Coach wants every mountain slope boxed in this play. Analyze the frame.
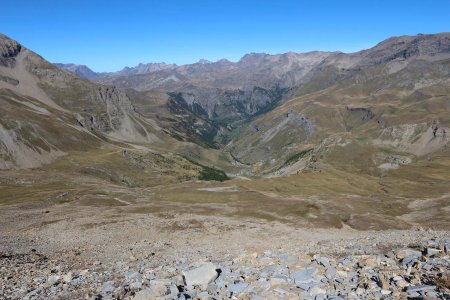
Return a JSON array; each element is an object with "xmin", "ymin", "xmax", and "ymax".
[
  {"xmin": 77, "ymin": 32, "xmax": 450, "ymax": 177},
  {"xmin": 228, "ymin": 35, "xmax": 450, "ymax": 176},
  {"xmin": 0, "ymin": 34, "xmax": 233, "ymax": 180},
  {"xmin": 86, "ymin": 34, "xmax": 450, "ymax": 153}
]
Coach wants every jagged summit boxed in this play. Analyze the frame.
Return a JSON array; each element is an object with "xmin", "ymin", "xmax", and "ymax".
[
  {"xmin": 54, "ymin": 32, "xmax": 450, "ymax": 84},
  {"xmin": 54, "ymin": 63, "xmax": 98, "ymax": 78},
  {"xmin": 115, "ymin": 62, "xmax": 177, "ymax": 76}
]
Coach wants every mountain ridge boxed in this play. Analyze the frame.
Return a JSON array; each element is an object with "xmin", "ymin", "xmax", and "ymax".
[
  {"xmin": 2, "ymin": 32, "xmax": 450, "ymax": 178},
  {"xmin": 55, "ymin": 32, "xmax": 450, "ymax": 81}
]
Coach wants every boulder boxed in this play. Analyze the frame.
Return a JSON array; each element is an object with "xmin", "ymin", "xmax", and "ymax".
[{"xmin": 182, "ymin": 262, "xmax": 219, "ymax": 289}]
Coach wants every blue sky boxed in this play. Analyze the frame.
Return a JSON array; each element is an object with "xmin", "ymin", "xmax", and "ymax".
[{"xmin": 1, "ymin": 0, "xmax": 449, "ymax": 72}]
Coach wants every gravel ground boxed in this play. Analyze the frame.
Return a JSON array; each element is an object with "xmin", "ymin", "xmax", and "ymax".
[{"xmin": 0, "ymin": 203, "xmax": 449, "ymax": 299}]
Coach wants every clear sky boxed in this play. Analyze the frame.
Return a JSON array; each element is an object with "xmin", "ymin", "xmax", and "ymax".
[{"xmin": 1, "ymin": 0, "xmax": 449, "ymax": 72}]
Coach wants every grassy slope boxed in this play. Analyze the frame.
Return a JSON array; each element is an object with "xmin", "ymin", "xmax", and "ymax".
[{"xmin": 2, "ymin": 146, "xmax": 448, "ymax": 230}]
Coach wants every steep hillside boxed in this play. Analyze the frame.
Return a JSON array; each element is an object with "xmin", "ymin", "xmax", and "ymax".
[
  {"xmin": 0, "ymin": 88, "xmax": 101, "ymax": 169},
  {"xmin": 229, "ymin": 39, "xmax": 450, "ymax": 175},
  {"xmin": 0, "ymin": 34, "xmax": 233, "ymax": 183}
]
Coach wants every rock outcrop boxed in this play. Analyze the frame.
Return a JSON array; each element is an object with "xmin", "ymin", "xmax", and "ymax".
[{"xmin": 0, "ymin": 34, "xmax": 21, "ymax": 67}]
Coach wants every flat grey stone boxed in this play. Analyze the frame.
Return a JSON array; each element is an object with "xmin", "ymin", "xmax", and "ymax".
[
  {"xmin": 270, "ymin": 275, "xmax": 288, "ymax": 286},
  {"xmin": 314, "ymin": 256, "xmax": 330, "ymax": 268},
  {"xmin": 278, "ymin": 253, "xmax": 289, "ymax": 260},
  {"xmin": 260, "ymin": 264, "xmax": 277, "ymax": 276},
  {"xmin": 125, "ymin": 271, "xmax": 142, "ymax": 283},
  {"xmin": 273, "ymin": 266, "xmax": 289, "ymax": 277},
  {"xmin": 297, "ymin": 283, "xmax": 313, "ymax": 291},
  {"xmin": 257, "ymin": 280, "xmax": 271, "ymax": 292},
  {"xmin": 101, "ymin": 281, "xmax": 115, "ymax": 294},
  {"xmin": 325, "ymin": 267, "xmax": 336, "ymax": 280},
  {"xmin": 228, "ymin": 282, "xmax": 249, "ymax": 294},
  {"xmin": 130, "ymin": 281, "xmax": 142, "ymax": 292},
  {"xmin": 340, "ymin": 257, "xmax": 353, "ymax": 266},
  {"xmin": 278, "ymin": 254, "xmax": 298, "ymax": 265},
  {"xmin": 291, "ymin": 268, "xmax": 318, "ymax": 283},
  {"xmin": 407, "ymin": 285, "xmax": 436, "ymax": 292}
]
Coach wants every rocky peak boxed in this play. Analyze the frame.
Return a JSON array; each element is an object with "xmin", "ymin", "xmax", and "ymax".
[
  {"xmin": 54, "ymin": 63, "xmax": 98, "ymax": 79},
  {"xmin": 0, "ymin": 34, "xmax": 22, "ymax": 67},
  {"xmin": 115, "ymin": 62, "xmax": 177, "ymax": 76}
]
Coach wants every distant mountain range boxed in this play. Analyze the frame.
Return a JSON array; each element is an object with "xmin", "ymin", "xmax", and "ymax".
[{"xmin": 54, "ymin": 62, "xmax": 178, "ymax": 79}]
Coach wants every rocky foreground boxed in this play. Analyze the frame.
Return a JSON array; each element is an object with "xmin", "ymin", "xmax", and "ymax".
[{"xmin": 1, "ymin": 234, "xmax": 449, "ymax": 300}]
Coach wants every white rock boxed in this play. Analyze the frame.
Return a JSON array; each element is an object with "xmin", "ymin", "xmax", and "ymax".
[{"xmin": 182, "ymin": 262, "xmax": 219, "ymax": 288}]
